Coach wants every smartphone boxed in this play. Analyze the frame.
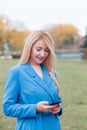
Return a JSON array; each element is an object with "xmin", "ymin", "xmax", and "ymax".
[{"xmin": 50, "ymin": 101, "xmax": 61, "ymax": 105}]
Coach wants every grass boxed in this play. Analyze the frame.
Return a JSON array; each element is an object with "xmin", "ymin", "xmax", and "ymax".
[
  {"xmin": 56, "ymin": 59, "xmax": 87, "ymax": 130},
  {"xmin": 0, "ymin": 59, "xmax": 87, "ymax": 130}
]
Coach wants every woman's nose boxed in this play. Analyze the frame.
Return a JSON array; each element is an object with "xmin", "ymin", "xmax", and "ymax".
[{"xmin": 40, "ymin": 50, "xmax": 45, "ymax": 57}]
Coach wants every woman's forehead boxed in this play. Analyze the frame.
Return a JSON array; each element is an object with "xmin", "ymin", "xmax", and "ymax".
[{"xmin": 33, "ymin": 39, "xmax": 48, "ymax": 47}]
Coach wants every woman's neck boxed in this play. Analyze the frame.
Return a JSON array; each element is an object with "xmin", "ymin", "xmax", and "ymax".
[{"xmin": 30, "ymin": 64, "xmax": 43, "ymax": 79}]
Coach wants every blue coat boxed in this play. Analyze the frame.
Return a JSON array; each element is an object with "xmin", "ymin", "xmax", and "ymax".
[{"xmin": 2, "ymin": 63, "xmax": 62, "ymax": 130}]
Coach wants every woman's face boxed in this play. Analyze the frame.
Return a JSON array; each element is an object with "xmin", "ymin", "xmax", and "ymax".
[{"xmin": 29, "ymin": 39, "xmax": 50, "ymax": 65}]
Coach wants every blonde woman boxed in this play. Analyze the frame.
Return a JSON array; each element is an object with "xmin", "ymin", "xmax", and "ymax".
[{"xmin": 2, "ymin": 30, "xmax": 63, "ymax": 130}]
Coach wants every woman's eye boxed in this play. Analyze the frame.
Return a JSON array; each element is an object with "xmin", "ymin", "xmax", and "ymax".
[
  {"xmin": 36, "ymin": 49, "xmax": 41, "ymax": 51},
  {"xmin": 45, "ymin": 49, "xmax": 50, "ymax": 52},
  {"xmin": 36, "ymin": 47, "xmax": 50, "ymax": 52}
]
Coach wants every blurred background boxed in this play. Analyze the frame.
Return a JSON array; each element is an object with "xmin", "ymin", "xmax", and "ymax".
[
  {"xmin": 0, "ymin": 0, "xmax": 87, "ymax": 130},
  {"xmin": 0, "ymin": 0, "xmax": 87, "ymax": 59}
]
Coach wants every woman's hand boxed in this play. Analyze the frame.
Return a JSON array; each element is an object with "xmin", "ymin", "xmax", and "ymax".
[
  {"xmin": 36, "ymin": 101, "xmax": 57, "ymax": 112},
  {"xmin": 50, "ymin": 103, "xmax": 61, "ymax": 114}
]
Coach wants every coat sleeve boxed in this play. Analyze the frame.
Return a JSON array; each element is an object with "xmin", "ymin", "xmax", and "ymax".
[{"xmin": 2, "ymin": 68, "xmax": 37, "ymax": 119}]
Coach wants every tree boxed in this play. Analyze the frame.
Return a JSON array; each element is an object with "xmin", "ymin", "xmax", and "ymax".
[
  {"xmin": 49, "ymin": 24, "xmax": 79, "ymax": 49},
  {"xmin": 10, "ymin": 29, "xmax": 29, "ymax": 50},
  {"xmin": 81, "ymin": 31, "xmax": 87, "ymax": 58},
  {"xmin": 0, "ymin": 15, "xmax": 30, "ymax": 51}
]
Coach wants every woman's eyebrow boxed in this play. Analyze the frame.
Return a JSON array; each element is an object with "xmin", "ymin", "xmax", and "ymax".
[
  {"xmin": 36, "ymin": 46, "xmax": 42, "ymax": 49},
  {"xmin": 36, "ymin": 46, "xmax": 49, "ymax": 49}
]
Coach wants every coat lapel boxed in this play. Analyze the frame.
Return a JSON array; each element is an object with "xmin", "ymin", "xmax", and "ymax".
[{"xmin": 21, "ymin": 63, "xmax": 58, "ymax": 102}]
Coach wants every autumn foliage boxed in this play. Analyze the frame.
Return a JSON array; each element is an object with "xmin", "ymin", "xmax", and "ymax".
[
  {"xmin": 0, "ymin": 16, "xmax": 29, "ymax": 51},
  {"xmin": 49, "ymin": 24, "xmax": 80, "ymax": 49},
  {"xmin": 0, "ymin": 15, "xmax": 81, "ymax": 51}
]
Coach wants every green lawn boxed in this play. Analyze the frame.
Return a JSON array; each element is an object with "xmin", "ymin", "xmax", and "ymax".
[{"xmin": 0, "ymin": 59, "xmax": 87, "ymax": 130}]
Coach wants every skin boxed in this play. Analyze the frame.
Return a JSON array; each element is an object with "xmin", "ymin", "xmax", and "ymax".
[
  {"xmin": 29, "ymin": 39, "xmax": 50, "ymax": 65},
  {"xmin": 29, "ymin": 39, "xmax": 60, "ymax": 114}
]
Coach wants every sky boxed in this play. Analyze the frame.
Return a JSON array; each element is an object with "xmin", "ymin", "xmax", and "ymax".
[{"xmin": 0, "ymin": 0, "xmax": 87, "ymax": 36}]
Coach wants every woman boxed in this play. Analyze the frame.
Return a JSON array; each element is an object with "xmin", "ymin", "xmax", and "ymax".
[{"xmin": 2, "ymin": 30, "xmax": 63, "ymax": 130}]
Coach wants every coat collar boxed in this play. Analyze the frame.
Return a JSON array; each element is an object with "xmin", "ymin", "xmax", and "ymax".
[
  {"xmin": 22, "ymin": 62, "xmax": 49, "ymax": 79},
  {"xmin": 21, "ymin": 62, "xmax": 60, "ymax": 102},
  {"xmin": 22, "ymin": 62, "xmax": 37, "ymax": 77}
]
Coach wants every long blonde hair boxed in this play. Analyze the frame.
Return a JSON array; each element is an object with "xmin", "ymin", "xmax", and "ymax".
[{"xmin": 19, "ymin": 30, "xmax": 60, "ymax": 92}]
